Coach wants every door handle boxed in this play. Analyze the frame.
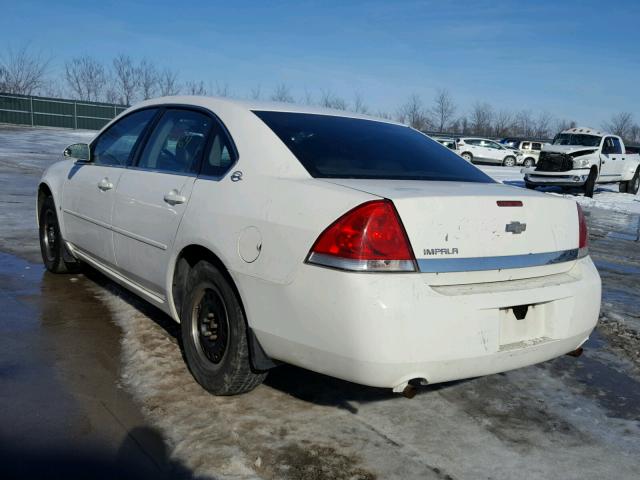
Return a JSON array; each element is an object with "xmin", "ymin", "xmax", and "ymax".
[
  {"xmin": 97, "ymin": 178, "xmax": 114, "ymax": 191},
  {"xmin": 164, "ymin": 189, "xmax": 186, "ymax": 205}
]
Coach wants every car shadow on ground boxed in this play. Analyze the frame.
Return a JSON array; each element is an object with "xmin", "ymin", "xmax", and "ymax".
[
  {"xmin": 1, "ymin": 426, "xmax": 204, "ymax": 480},
  {"xmin": 80, "ymin": 266, "xmax": 465, "ymax": 413}
]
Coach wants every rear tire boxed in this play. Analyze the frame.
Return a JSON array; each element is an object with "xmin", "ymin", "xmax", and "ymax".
[
  {"xmin": 584, "ymin": 168, "xmax": 597, "ymax": 198},
  {"xmin": 503, "ymin": 156, "xmax": 516, "ymax": 167},
  {"xmin": 621, "ymin": 167, "xmax": 640, "ymax": 195},
  {"xmin": 38, "ymin": 196, "xmax": 81, "ymax": 273},
  {"xmin": 180, "ymin": 260, "xmax": 266, "ymax": 395},
  {"xmin": 523, "ymin": 158, "xmax": 535, "ymax": 168}
]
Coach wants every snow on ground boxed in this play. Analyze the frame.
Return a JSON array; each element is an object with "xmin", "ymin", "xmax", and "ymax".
[
  {"xmin": 2, "ymin": 125, "xmax": 640, "ymax": 479},
  {"xmin": 478, "ymin": 165, "xmax": 640, "ymax": 215}
]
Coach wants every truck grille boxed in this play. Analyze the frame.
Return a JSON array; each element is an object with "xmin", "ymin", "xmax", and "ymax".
[{"xmin": 535, "ymin": 152, "xmax": 573, "ymax": 172}]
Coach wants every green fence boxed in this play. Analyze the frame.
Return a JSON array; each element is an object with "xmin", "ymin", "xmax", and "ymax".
[{"xmin": 0, "ymin": 92, "xmax": 129, "ymax": 130}]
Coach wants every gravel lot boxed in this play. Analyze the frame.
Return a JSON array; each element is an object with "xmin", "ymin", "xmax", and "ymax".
[{"xmin": 1, "ymin": 125, "xmax": 639, "ymax": 479}]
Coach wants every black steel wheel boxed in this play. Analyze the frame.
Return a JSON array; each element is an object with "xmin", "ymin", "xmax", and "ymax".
[
  {"xmin": 38, "ymin": 196, "xmax": 80, "ymax": 273},
  {"xmin": 180, "ymin": 260, "xmax": 267, "ymax": 395}
]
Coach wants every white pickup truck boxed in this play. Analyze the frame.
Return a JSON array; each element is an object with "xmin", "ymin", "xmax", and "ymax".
[{"xmin": 522, "ymin": 127, "xmax": 640, "ymax": 197}]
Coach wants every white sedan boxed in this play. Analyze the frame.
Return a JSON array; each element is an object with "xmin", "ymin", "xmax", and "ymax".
[{"xmin": 37, "ymin": 96, "xmax": 601, "ymax": 395}]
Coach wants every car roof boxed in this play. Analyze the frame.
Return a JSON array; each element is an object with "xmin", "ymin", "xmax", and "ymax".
[{"xmin": 131, "ymin": 95, "xmax": 405, "ymax": 126}]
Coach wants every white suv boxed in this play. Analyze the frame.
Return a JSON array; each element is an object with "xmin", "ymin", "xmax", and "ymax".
[
  {"xmin": 457, "ymin": 137, "xmax": 522, "ymax": 166},
  {"xmin": 515, "ymin": 141, "xmax": 546, "ymax": 168}
]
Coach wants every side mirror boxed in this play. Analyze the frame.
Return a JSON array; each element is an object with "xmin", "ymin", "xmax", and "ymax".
[{"xmin": 63, "ymin": 143, "xmax": 91, "ymax": 162}]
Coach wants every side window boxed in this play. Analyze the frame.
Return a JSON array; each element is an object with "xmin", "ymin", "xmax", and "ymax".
[
  {"xmin": 532, "ymin": 142, "xmax": 542, "ymax": 150},
  {"xmin": 487, "ymin": 141, "xmax": 501, "ymax": 149},
  {"xmin": 521, "ymin": 142, "xmax": 531, "ymax": 150},
  {"xmin": 201, "ymin": 125, "xmax": 237, "ymax": 177},
  {"xmin": 603, "ymin": 137, "xmax": 616, "ymax": 154},
  {"xmin": 612, "ymin": 138, "xmax": 623, "ymax": 154},
  {"xmin": 92, "ymin": 109, "xmax": 157, "ymax": 166},
  {"xmin": 137, "ymin": 109, "xmax": 212, "ymax": 174}
]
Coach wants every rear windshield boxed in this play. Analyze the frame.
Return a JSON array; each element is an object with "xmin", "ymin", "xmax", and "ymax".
[
  {"xmin": 254, "ymin": 111, "xmax": 493, "ymax": 183},
  {"xmin": 553, "ymin": 133, "xmax": 601, "ymax": 147}
]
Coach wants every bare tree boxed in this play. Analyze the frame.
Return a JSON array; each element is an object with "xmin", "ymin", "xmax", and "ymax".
[
  {"xmin": 138, "ymin": 59, "xmax": 158, "ymax": 100},
  {"xmin": 319, "ymin": 89, "xmax": 347, "ymax": 110},
  {"xmin": 397, "ymin": 93, "xmax": 429, "ymax": 130},
  {"xmin": 513, "ymin": 110, "xmax": 535, "ymax": 137},
  {"xmin": 430, "ymin": 88, "xmax": 456, "ymax": 133},
  {"xmin": 250, "ymin": 85, "xmax": 262, "ymax": 100},
  {"xmin": 185, "ymin": 80, "xmax": 207, "ymax": 95},
  {"xmin": 64, "ymin": 56, "xmax": 107, "ymax": 102},
  {"xmin": 270, "ymin": 83, "xmax": 294, "ymax": 103},
  {"xmin": 301, "ymin": 88, "xmax": 314, "ymax": 105},
  {"xmin": 533, "ymin": 111, "xmax": 554, "ymax": 138},
  {"xmin": 493, "ymin": 110, "xmax": 513, "ymax": 137},
  {"xmin": 158, "ymin": 68, "xmax": 180, "ymax": 96},
  {"xmin": 112, "ymin": 54, "xmax": 139, "ymax": 105},
  {"xmin": 555, "ymin": 118, "xmax": 576, "ymax": 134},
  {"xmin": 0, "ymin": 43, "xmax": 50, "ymax": 95},
  {"xmin": 376, "ymin": 110, "xmax": 393, "ymax": 120},
  {"xmin": 603, "ymin": 112, "xmax": 635, "ymax": 142},
  {"xmin": 352, "ymin": 92, "xmax": 369, "ymax": 114},
  {"xmin": 470, "ymin": 102, "xmax": 493, "ymax": 136},
  {"xmin": 214, "ymin": 81, "xmax": 229, "ymax": 97}
]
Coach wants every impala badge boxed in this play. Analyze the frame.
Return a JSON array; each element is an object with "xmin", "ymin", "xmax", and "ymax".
[{"xmin": 506, "ymin": 221, "xmax": 527, "ymax": 234}]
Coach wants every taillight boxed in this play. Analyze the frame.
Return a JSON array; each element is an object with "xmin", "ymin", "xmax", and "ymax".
[
  {"xmin": 306, "ymin": 200, "xmax": 416, "ymax": 272},
  {"xmin": 577, "ymin": 203, "xmax": 589, "ymax": 257}
]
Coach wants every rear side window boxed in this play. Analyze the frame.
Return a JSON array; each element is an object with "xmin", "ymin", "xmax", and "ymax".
[
  {"xmin": 200, "ymin": 125, "xmax": 237, "ymax": 177},
  {"xmin": 254, "ymin": 112, "xmax": 492, "ymax": 183},
  {"xmin": 136, "ymin": 109, "xmax": 211, "ymax": 174},
  {"xmin": 532, "ymin": 142, "xmax": 542, "ymax": 150},
  {"xmin": 92, "ymin": 108, "xmax": 157, "ymax": 166},
  {"xmin": 612, "ymin": 138, "xmax": 623, "ymax": 154}
]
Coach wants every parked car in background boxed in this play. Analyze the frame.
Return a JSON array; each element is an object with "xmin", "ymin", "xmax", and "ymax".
[
  {"xmin": 431, "ymin": 136, "xmax": 458, "ymax": 151},
  {"xmin": 37, "ymin": 97, "xmax": 601, "ymax": 396},
  {"xmin": 522, "ymin": 127, "xmax": 640, "ymax": 197},
  {"xmin": 457, "ymin": 137, "xmax": 522, "ymax": 166},
  {"xmin": 514, "ymin": 140, "xmax": 546, "ymax": 167}
]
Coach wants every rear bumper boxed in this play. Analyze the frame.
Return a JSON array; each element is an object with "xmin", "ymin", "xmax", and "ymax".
[
  {"xmin": 242, "ymin": 257, "xmax": 601, "ymax": 390},
  {"xmin": 521, "ymin": 168, "xmax": 590, "ymax": 186}
]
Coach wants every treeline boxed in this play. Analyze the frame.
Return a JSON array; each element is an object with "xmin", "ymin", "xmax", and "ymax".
[{"xmin": 1, "ymin": 44, "xmax": 639, "ymax": 144}]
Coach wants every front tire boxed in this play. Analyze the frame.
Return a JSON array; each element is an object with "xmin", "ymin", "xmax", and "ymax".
[
  {"xmin": 461, "ymin": 152, "xmax": 473, "ymax": 162},
  {"xmin": 503, "ymin": 156, "xmax": 516, "ymax": 167},
  {"xmin": 180, "ymin": 261, "xmax": 266, "ymax": 395},
  {"xmin": 39, "ymin": 196, "xmax": 81, "ymax": 273},
  {"xmin": 584, "ymin": 168, "xmax": 597, "ymax": 198}
]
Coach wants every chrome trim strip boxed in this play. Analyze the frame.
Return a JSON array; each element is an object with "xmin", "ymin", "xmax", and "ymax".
[
  {"xmin": 417, "ymin": 249, "xmax": 579, "ymax": 273},
  {"xmin": 63, "ymin": 209, "xmax": 167, "ymax": 250},
  {"xmin": 63, "ymin": 208, "xmax": 110, "ymax": 230},
  {"xmin": 306, "ymin": 252, "xmax": 416, "ymax": 272},
  {"xmin": 111, "ymin": 225, "xmax": 167, "ymax": 250}
]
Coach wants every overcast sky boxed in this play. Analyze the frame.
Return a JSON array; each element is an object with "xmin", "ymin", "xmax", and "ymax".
[{"xmin": 1, "ymin": 0, "xmax": 638, "ymax": 125}]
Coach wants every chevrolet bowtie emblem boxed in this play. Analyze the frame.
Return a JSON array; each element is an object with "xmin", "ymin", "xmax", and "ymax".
[{"xmin": 506, "ymin": 221, "xmax": 527, "ymax": 234}]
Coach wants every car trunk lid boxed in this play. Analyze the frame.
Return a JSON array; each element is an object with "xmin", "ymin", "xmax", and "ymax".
[{"xmin": 322, "ymin": 179, "xmax": 580, "ymax": 284}]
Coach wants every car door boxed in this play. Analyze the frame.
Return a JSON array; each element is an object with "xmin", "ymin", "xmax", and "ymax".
[
  {"xmin": 599, "ymin": 136, "xmax": 619, "ymax": 179},
  {"xmin": 62, "ymin": 108, "xmax": 158, "ymax": 266},
  {"xmin": 463, "ymin": 139, "xmax": 483, "ymax": 160},
  {"xmin": 610, "ymin": 137, "xmax": 626, "ymax": 178},
  {"xmin": 481, "ymin": 140, "xmax": 502, "ymax": 163},
  {"xmin": 111, "ymin": 108, "xmax": 213, "ymax": 295}
]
